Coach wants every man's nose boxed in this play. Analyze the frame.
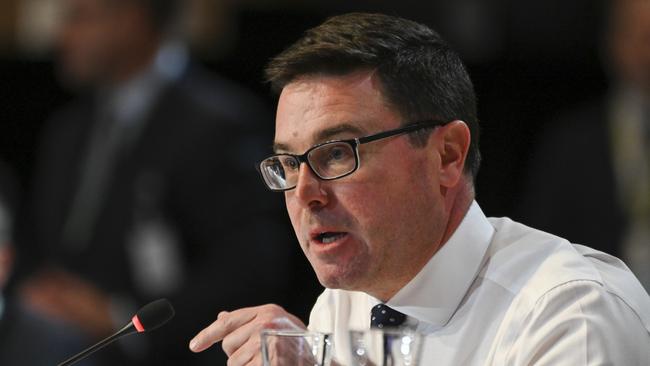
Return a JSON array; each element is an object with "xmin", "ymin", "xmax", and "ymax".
[{"xmin": 293, "ymin": 163, "xmax": 329, "ymax": 208}]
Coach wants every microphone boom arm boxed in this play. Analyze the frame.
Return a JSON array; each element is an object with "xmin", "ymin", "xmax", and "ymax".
[{"xmin": 57, "ymin": 322, "xmax": 136, "ymax": 366}]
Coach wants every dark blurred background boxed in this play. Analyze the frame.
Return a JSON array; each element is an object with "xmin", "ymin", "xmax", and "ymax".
[
  {"xmin": 3, "ymin": 0, "xmax": 650, "ymax": 364},
  {"xmin": 0, "ymin": 0, "xmax": 608, "ymax": 215}
]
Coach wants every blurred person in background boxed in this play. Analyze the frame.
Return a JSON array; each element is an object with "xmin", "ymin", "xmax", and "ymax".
[
  {"xmin": 0, "ymin": 161, "xmax": 93, "ymax": 365},
  {"xmin": 15, "ymin": 0, "xmax": 292, "ymax": 364},
  {"xmin": 519, "ymin": 0, "xmax": 650, "ymax": 290}
]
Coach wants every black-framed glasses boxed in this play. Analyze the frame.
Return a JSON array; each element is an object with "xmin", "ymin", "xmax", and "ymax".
[{"xmin": 258, "ymin": 120, "xmax": 448, "ymax": 191}]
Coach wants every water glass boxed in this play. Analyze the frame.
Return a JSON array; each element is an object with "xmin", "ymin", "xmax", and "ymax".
[
  {"xmin": 348, "ymin": 329, "xmax": 423, "ymax": 366},
  {"xmin": 261, "ymin": 330, "xmax": 332, "ymax": 366}
]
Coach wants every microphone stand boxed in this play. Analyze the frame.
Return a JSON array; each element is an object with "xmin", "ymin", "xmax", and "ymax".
[{"xmin": 57, "ymin": 322, "xmax": 136, "ymax": 366}]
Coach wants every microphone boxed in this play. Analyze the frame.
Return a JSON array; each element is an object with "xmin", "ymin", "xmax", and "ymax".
[{"xmin": 57, "ymin": 298, "xmax": 175, "ymax": 366}]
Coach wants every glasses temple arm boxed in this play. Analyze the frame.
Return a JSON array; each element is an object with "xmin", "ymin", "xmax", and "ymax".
[{"xmin": 357, "ymin": 120, "xmax": 446, "ymax": 144}]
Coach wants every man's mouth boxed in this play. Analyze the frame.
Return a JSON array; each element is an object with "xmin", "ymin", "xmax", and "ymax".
[{"xmin": 313, "ymin": 232, "xmax": 348, "ymax": 244}]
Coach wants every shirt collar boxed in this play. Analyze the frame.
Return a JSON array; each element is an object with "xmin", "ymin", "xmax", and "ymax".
[{"xmin": 380, "ymin": 201, "xmax": 494, "ymax": 329}]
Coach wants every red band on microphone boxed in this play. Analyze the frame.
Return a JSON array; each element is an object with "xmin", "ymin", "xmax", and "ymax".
[{"xmin": 132, "ymin": 315, "xmax": 145, "ymax": 333}]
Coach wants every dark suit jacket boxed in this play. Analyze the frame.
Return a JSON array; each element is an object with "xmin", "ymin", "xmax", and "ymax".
[
  {"xmin": 0, "ymin": 298, "xmax": 94, "ymax": 366},
  {"xmin": 517, "ymin": 99, "xmax": 626, "ymax": 257},
  {"xmin": 20, "ymin": 66, "xmax": 295, "ymax": 365}
]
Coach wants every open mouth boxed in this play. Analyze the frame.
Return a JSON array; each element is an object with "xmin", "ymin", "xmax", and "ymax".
[{"xmin": 314, "ymin": 232, "xmax": 348, "ymax": 244}]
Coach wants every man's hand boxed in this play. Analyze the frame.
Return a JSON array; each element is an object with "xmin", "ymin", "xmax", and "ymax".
[
  {"xmin": 19, "ymin": 268, "xmax": 114, "ymax": 337},
  {"xmin": 189, "ymin": 304, "xmax": 306, "ymax": 365}
]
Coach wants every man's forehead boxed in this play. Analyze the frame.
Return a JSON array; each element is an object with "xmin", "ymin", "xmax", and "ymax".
[
  {"xmin": 277, "ymin": 71, "xmax": 387, "ymax": 113},
  {"xmin": 284, "ymin": 69, "xmax": 381, "ymax": 93},
  {"xmin": 272, "ymin": 71, "xmax": 396, "ymax": 153}
]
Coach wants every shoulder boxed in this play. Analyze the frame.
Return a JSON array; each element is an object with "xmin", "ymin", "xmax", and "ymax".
[
  {"xmin": 156, "ymin": 66, "xmax": 274, "ymax": 158},
  {"xmin": 486, "ymin": 217, "xmax": 602, "ymax": 295},
  {"xmin": 166, "ymin": 66, "xmax": 272, "ymax": 128},
  {"xmin": 486, "ymin": 217, "xmax": 648, "ymax": 308},
  {"xmin": 483, "ymin": 218, "xmax": 650, "ymax": 364},
  {"xmin": 497, "ymin": 280, "xmax": 650, "ymax": 365}
]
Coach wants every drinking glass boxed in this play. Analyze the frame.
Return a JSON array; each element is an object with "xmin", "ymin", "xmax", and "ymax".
[
  {"xmin": 261, "ymin": 330, "xmax": 332, "ymax": 366},
  {"xmin": 348, "ymin": 329, "xmax": 423, "ymax": 366}
]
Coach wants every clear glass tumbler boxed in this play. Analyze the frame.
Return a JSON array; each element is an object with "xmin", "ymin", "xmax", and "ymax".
[
  {"xmin": 261, "ymin": 330, "xmax": 333, "ymax": 366},
  {"xmin": 348, "ymin": 329, "xmax": 423, "ymax": 366}
]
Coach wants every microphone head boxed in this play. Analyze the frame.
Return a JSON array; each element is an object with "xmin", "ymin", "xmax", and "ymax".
[{"xmin": 132, "ymin": 298, "xmax": 175, "ymax": 333}]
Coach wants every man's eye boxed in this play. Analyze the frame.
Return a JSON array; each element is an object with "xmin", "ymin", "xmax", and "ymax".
[
  {"xmin": 282, "ymin": 157, "xmax": 299, "ymax": 170},
  {"xmin": 324, "ymin": 146, "xmax": 352, "ymax": 164},
  {"xmin": 329, "ymin": 147, "xmax": 346, "ymax": 160}
]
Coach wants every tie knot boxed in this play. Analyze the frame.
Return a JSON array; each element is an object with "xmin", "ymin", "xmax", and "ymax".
[{"xmin": 370, "ymin": 304, "xmax": 407, "ymax": 329}]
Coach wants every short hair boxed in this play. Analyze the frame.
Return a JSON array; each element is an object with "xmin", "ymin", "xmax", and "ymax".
[{"xmin": 265, "ymin": 13, "xmax": 481, "ymax": 179}]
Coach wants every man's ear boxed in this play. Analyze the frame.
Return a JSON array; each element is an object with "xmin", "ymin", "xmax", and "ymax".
[{"xmin": 433, "ymin": 120, "xmax": 471, "ymax": 188}]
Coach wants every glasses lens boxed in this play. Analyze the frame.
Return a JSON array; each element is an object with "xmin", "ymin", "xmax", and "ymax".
[
  {"xmin": 308, "ymin": 142, "xmax": 357, "ymax": 179},
  {"xmin": 260, "ymin": 155, "xmax": 300, "ymax": 190}
]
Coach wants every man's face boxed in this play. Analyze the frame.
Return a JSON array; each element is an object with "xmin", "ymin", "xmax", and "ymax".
[
  {"xmin": 56, "ymin": 0, "xmax": 148, "ymax": 86},
  {"xmin": 275, "ymin": 71, "xmax": 447, "ymax": 299}
]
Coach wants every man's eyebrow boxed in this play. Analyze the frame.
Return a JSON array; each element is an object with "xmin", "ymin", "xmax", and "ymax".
[
  {"xmin": 273, "ymin": 142, "xmax": 291, "ymax": 153},
  {"xmin": 314, "ymin": 123, "xmax": 365, "ymax": 143},
  {"xmin": 273, "ymin": 123, "xmax": 366, "ymax": 153}
]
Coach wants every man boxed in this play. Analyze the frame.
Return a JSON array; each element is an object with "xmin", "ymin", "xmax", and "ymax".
[
  {"xmin": 519, "ymin": 0, "xmax": 650, "ymax": 290},
  {"xmin": 189, "ymin": 13, "xmax": 650, "ymax": 365},
  {"xmin": 17, "ymin": 0, "xmax": 290, "ymax": 364}
]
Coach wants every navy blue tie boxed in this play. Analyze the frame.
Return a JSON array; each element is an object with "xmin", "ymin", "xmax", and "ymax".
[{"xmin": 371, "ymin": 304, "xmax": 407, "ymax": 329}]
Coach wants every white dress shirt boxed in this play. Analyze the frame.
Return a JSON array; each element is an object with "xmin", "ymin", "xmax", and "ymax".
[{"xmin": 308, "ymin": 201, "xmax": 650, "ymax": 365}]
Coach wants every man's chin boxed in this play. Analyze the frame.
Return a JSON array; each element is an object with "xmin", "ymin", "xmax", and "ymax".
[{"xmin": 313, "ymin": 266, "xmax": 363, "ymax": 291}]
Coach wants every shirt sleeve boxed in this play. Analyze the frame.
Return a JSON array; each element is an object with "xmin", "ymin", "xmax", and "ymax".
[{"xmin": 503, "ymin": 280, "xmax": 650, "ymax": 365}]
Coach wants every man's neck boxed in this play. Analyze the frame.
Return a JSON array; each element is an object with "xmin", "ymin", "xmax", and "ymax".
[
  {"xmin": 369, "ymin": 179, "xmax": 475, "ymax": 302},
  {"xmin": 439, "ymin": 179, "xmax": 475, "ymax": 245}
]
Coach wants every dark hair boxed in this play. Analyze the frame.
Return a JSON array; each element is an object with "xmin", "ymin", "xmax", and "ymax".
[{"xmin": 265, "ymin": 13, "xmax": 480, "ymax": 179}]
